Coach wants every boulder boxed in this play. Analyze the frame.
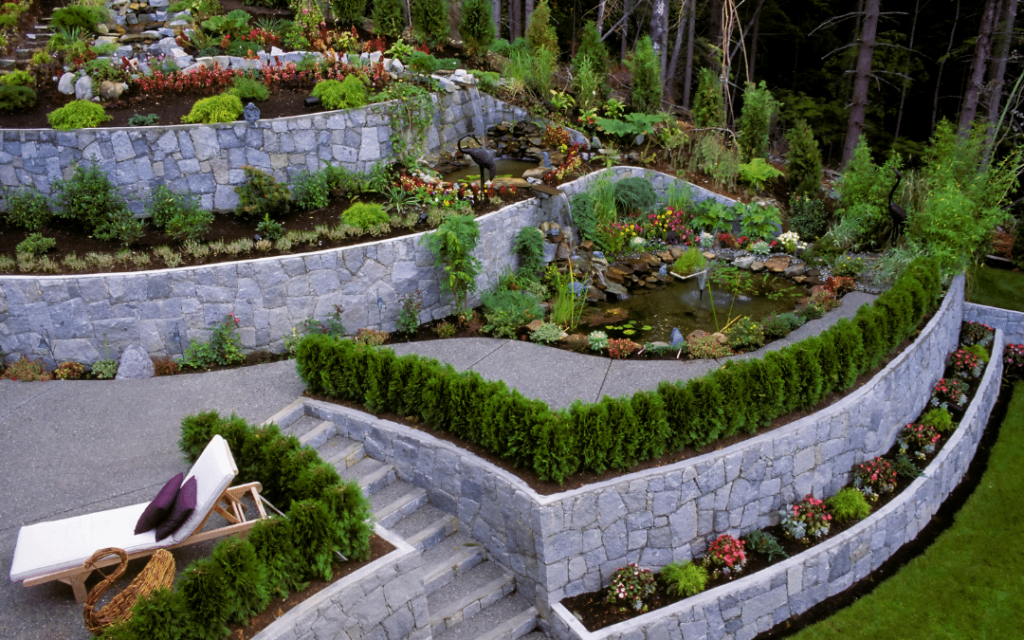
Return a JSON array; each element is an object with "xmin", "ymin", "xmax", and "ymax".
[
  {"xmin": 734, "ymin": 256, "xmax": 755, "ymax": 270},
  {"xmin": 765, "ymin": 256, "xmax": 791, "ymax": 272},
  {"xmin": 670, "ymin": 327, "xmax": 684, "ymax": 346},
  {"xmin": 603, "ymin": 282, "xmax": 630, "ymax": 300},
  {"xmin": 58, "ymin": 73, "xmax": 76, "ymax": 95},
  {"xmin": 99, "ymin": 80, "xmax": 128, "ymax": 100},
  {"xmin": 784, "ymin": 263, "xmax": 807, "ymax": 278},
  {"xmin": 712, "ymin": 332, "xmax": 729, "ymax": 345},
  {"xmin": 686, "ymin": 329, "xmax": 708, "ymax": 342},
  {"xmin": 115, "ymin": 344, "xmax": 155, "ymax": 379},
  {"xmin": 668, "ymin": 246, "xmax": 683, "ymax": 259},
  {"xmin": 74, "ymin": 76, "xmax": 94, "ymax": 101}
]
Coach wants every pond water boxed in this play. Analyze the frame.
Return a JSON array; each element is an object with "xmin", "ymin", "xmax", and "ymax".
[
  {"xmin": 443, "ymin": 160, "xmax": 541, "ymax": 183},
  {"xmin": 581, "ymin": 271, "xmax": 809, "ymax": 343}
]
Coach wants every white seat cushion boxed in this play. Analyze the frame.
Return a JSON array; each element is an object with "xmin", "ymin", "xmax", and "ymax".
[{"xmin": 9, "ymin": 435, "xmax": 237, "ymax": 583}]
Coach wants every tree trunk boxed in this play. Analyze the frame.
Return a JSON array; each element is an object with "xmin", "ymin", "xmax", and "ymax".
[
  {"xmin": 985, "ymin": 0, "xmax": 1019, "ymax": 126},
  {"xmin": 525, "ymin": 0, "xmax": 534, "ymax": 30},
  {"xmin": 894, "ymin": 0, "xmax": 920, "ymax": 141},
  {"xmin": 749, "ymin": 4, "xmax": 760, "ymax": 81},
  {"xmin": 958, "ymin": 0, "xmax": 999, "ymax": 136},
  {"xmin": 841, "ymin": 0, "xmax": 881, "ymax": 167},
  {"xmin": 667, "ymin": 0, "xmax": 690, "ymax": 103},
  {"xmin": 683, "ymin": 0, "xmax": 696, "ymax": 108},
  {"xmin": 511, "ymin": 0, "xmax": 521, "ymax": 40},
  {"xmin": 597, "ymin": 0, "xmax": 606, "ymax": 35},
  {"xmin": 621, "ymin": 0, "xmax": 631, "ymax": 61},
  {"xmin": 652, "ymin": 0, "xmax": 669, "ymax": 80},
  {"xmin": 708, "ymin": 0, "xmax": 724, "ymax": 70},
  {"xmin": 932, "ymin": 0, "xmax": 960, "ymax": 131},
  {"xmin": 492, "ymin": 0, "xmax": 502, "ymax": 40}
]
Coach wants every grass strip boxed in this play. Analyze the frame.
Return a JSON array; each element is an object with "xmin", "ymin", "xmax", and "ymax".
[
  {"xmin": 968, "ymin": 266, "xmax": 1024, "ymax": 312},
  {"xmin": 789, "ymin": 381, "xmax": 1024, "ymax": 640}
]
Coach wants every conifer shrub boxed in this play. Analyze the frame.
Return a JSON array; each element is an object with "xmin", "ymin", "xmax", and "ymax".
[
  {"xmin": 524, "ymin": 0, "xmax": 558, "ymax": 54},
  {"xmin": 181, "ymin": 93, "xmax": 243, "ymax": 124},
  {"xmin": 411, "ymin": 0, "xmax": 449, "ymax": 47},
  {"xmin": 628, "ymin": 35, "xmax": 661, "ymax": 114},
  {"xmin": 372, "ymin": 0, "xmax": 406, "ymax": 36},
  {"xmin": 574, "ymin": 20, "xmax": 609, "ymax": 82},
  {"xmin": 692, "ymin": 68, "xmax": 725, "ymax": 128},
  {"xmin": 737, "ymin": 81, "xmax": 779, "ymax": 161},
  {"xmin": 826, "ymin": 487, "xmax": 871, "ymax": 523},
  {"xmin": 341, "ymin": 202, "xmax": 389, "ymax": 229},
  {"xmin": 319, "ymin": 481, "xmax": 374, "ymax": 560},
  {"xmin": 47, "ymin": 100, "xmax": 111, "ymax": 129},
  {"xmin": 311, "ymin": 75, "xmax": 368, "ymax": 110},
  {"xmin": 0, "ymin": 85, "xmax": 35, "ymax": 111},
  {"xmin": 235, "ymin": 166, "xmax": 291, "ymax": 219},
  {"xmin": 100, "ymin": 588, "xmax": 199, "ymax": 640},
  {"xmin": 210, "ymin": 537, "xmax": 271, "ymax": 623},
  {"xmin": 785, "ymin": 118, "xmax": 823, "ymax": 194},
  {"xmin": 329, "ymin": 0, "xmax": 366, "ymax": 27},
  {"xmin": 247, "ymin": 518, "xmax": 307, "ymax": 599},
  {"xmin": 179, "ymin": 558, "xmax": 233, "ymax": 640},
  {"xmin": 460, "ymin": 0, "xmax": 495, "ymax": 58}
]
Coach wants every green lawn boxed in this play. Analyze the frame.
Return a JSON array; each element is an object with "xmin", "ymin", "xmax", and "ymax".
[
  {"xmin": 968, "ymin": 266, "xmax": 1024, "ymax": 312},
  {"xmin": 789, "ymin": 382, "xmax": 1024, "ymax": 640}
]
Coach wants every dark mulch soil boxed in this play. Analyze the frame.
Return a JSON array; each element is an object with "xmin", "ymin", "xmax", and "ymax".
[
  {"xmin": 228, "ymin": 533, "xmax": 395, "ymax": 640},
  {"xmin": 559, "ymin": 369, "xmax": 1009, "ymax": 636}
]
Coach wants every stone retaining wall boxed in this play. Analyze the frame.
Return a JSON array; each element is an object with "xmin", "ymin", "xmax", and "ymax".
[
  {"xmin": 0, "ymin": 168, "xmax": 711, "ymax": 368},
  {"xmin": 253, "ymin": 525, "xmax": 431, "ymax": 640},
  {"xmin": 0, "ymin": 88, "xmax": 526, "ymax": 213},
  {"xmin": 546, "ymin": 328, "xmax": 1004, "ymax": 640},
  {"xmin": 964, "ymin": 301, "xmax": 1024, "ymax": 343},
  {"xmin": 297, "ymin": 274, "xmax": 965, "ymax": 614}
]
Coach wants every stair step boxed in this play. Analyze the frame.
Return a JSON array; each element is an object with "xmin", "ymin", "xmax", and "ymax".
[
  {"xmin": 428, "ymin": 563, "xmax": 516, "ymax": 635},
  {"xmin": 282, "ymin": 414, "xmax": 324, "ymax": 440},
  {"xmin": 320, "ymin": 436, "xmax": 364, "ymax": 469},
  {"xmin": 372, "ymin": 482, "xmax": 428, "ymax": 528},
  {"xmin": 518, "ymin": 632, "xmax": 550, "ymax": 640},
  {"xmin": 436, "ymin": 600, "xmax": 538, "ymax": 640},
  {"xmin": 392, "ymin": 503, "xmax": 454, "ymax": 545},
  {"xmin": 336, "ymin": 457, "xmax": 395, "ymax": 495},
  {"xmin": 420, "ymin": 533, "xmax": 487, "ymax": 593},
  {"xmin": 407, "ymin": 514, "xmax": 457, "ymax": 551},
  {"xmin": 298, "ymin": 420, "xmax": 335, "ymax": 449}
]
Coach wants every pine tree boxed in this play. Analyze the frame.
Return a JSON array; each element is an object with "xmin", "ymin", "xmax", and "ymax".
[
  {"xmin": 628, "ymin": 36, "xmax": 662, "ymax": 114},
  {"xmin": 692, "ymin": 68, "xmax": 724, "ymax": 128},
  {"xmin": 412, "ymin": 0, "xmax": 450, "ymax": 47},
  {"xmin": 372, "ymin": 0, "xmax": 406, "ymax": 37},
  {"xmin": 524, "ymin": 0, "xmax": 558, "ymax": 54}
]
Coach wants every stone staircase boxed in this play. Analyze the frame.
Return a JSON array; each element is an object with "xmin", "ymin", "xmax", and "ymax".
[
  {"xmin": 279, "ymin": 411, "xmax": 543, "ymax": 640},
  {"xmin": 0, "ymin": 17, "xmax": 50, "ymax": 70}
]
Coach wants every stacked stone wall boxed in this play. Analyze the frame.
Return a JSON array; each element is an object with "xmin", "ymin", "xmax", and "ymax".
[
  {"xmin": 297, "ymin": 274, "xmax": 965, "ymax": 615},
  {"xmin": 964, "ymin": 301, "xmax": 1024, "ymax": 343}
]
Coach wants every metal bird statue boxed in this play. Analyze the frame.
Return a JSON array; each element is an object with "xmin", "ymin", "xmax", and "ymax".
[
  {"xmin": 888, "ymin": 168, "xmax": 908, "ymax": 244},
  {"xmin": 458, "ymin": 134, "xmax": 496, "ymax": 192}
]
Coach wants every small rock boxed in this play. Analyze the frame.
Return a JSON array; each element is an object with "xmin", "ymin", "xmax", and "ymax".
[
  {"xmin": 703, "ymin": 251, "xmax": 716, "ymax": 260},
  {"xmin": 670, "ymin": 328, "xmax": 684, "ymax": 346},
  {"xmin": 784, "ymin": 264, "xmax": 807, "ymax": 278},
  {"xmin": 765, "ymin": 256, "xmax": 791, "ymax": 272},
  {"xmin": 99, "ymin": 80, "xmax": 127, "ymax": 100},
  {"xmin": 712, "ymin": 332, "xmax": 729, "ymax": 345},
  {"xmin": 686, "ymin": 329, "xmax": 708, "ymax": 342},
  {"xmin": 556, "ymin": 242, "xmax": 570, "ymax": 260},
  {"xmin": 115, "ymin": 345, "xmax": 155, "ymax": 380},
  {"xmin": 734, "ymin": 256, "xmax": 755, "ymax": 269},
  {"xmin": 603, "ymin": 282, "xmax": 630, "ymax": 299},
  {"xmin": 521, "ymin": 167, "xmax": 548, "ymax": 180},
  {"xmin": 526, "ymin": 319, "xmax": 545, "ymax": 331},
  {"xmin": 750, "ymin": 261, "xmax": 766, "ymax": 273},
  {"xmin": 668, "ymin": 246, "xmax": 683, "ymax": 259}
]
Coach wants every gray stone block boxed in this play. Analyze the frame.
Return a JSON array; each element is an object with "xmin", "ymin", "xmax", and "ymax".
[{"xmin": 115, "ymin": 344, "xmax": 155, "ymax": 379}]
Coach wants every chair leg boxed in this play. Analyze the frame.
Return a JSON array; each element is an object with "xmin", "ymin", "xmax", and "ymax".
[{"xmin": 62, "ymin": 572, "xmax": 88, "ymax": 603}]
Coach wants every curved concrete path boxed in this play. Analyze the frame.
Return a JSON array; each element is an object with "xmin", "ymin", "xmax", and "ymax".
[{"xmin": 0, "ymin": 292, "xmax": 875, "ymax": 640}]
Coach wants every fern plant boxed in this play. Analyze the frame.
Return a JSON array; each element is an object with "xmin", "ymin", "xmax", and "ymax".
[
  {"xmin": 738, "ymin": 158, "xmax": 783, "ymax": 192},
  {"xmin": 420, "ymin": 214, "xmax": 482, "ymax": 321}
]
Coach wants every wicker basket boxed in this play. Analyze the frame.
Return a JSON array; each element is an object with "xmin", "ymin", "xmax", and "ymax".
[{"xmin": 82, "ymin": 547, "xmax": 176, "ymax": 635}]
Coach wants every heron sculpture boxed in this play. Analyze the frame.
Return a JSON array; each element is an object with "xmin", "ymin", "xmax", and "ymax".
[
  {"xmin": 458, "ymin": 134, "xmax": 496, "ymax": 192},
  {"xmin": 888, "ymin": 168, "xmax": 909, "ymax": 243}
]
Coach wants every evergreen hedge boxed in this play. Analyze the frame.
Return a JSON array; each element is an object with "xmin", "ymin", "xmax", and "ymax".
[
  {"xmin": 101, "ymin": 412, "xmax": 373, "ymax": 639},
  {"xmin": 295, "ymin": 258, "xmax": 944, "ymax": 484}
]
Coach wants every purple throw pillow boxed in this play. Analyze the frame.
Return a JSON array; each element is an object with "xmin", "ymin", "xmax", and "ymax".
[
  {"xmin": 155, "ymin": 476, "xmax": 197, "ymax": 541},
  {"xmin": 134, "ymin": 473, "xmax": 184, "ymax": 535}
]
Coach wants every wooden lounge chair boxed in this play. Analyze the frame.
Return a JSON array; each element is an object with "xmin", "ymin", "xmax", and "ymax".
[{"xmin": 9, "ymin": 435, "xmax": 270, "ymax": 602}]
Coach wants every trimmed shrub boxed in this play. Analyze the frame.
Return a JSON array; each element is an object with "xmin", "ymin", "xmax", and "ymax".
[
  {"xmin": 628, "ymin": 35, "xmax": 661, "ymax": 114},
  {"xmin": 210, "ymin": 537, "xmax": 270, "ymax": 623},
  {"xmin": 786, "ymin": 118, "xmax": 823, "ymax": 195},
  {"xmin": 372, "ymin": 0, "xmax": 406, "ymax": 36},
  {"xmin": 311, "ymin": 75, "xmax": 368, "ymax": 110},
  {"xmin": 147, "ymin": 185, "xmax": 214, "ymax": 242},
  {"xmin": 411, "ymin": 0, "xmax": 449, "ymax": 47},
  {"xmin": 179, "ymin": 558, "xmax": 232, "ymax": 640},
  {"xmin": 0, "ymin": 85, "xmax": 36, "ymax": 111},
  {"xmin": 47, "ymin": 100, "xmax": 111, "ymax": 129},
  {"xmin": 460, "ymin": 0, "xmax": 495, "ymax": 58},
  {"xmin": 181, "ymin": 93, "xmax": 243, "ymax": 124}
]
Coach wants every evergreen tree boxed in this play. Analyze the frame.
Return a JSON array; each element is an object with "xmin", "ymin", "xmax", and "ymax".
[
  {"xmin": 525, "ymin": 0, "xmax": 558, "ymax": 54},
  {"xmin": 628, "ymin": 36, "xmax": 662, "ymax": 114},
  {"xmin": 330, "ymin": 0, "xmax": 367, "ymax": 27},
  {"xmin": 373, "ymin": 0, "xmax": 406, "ymax": 37},
  {"xmin": 738, "ymin": 81, "xmax": 780, "ymax": 161},
  {"xmin": 412, "ymin": 0, "xmax": 450, "ymax": 47},
  {"xmin": 460, "ymin": 0, "xmax": 496, "ymax": 58},
  {"xmin": 692, "ymin": 68, "xmax": 724, "ymax": 128},
  {"xmin": 574, "ymin": 20, "xmax": 609, "ymax": 104},
  {"xmin": 785, "ymin": 118, "xmax": 823, "ymax": 195}
]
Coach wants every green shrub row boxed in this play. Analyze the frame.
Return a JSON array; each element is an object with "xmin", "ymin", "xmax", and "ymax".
[
  {"xmin": 295, "ymin": 258, "xmax": 944, "ymax": 483},
  {"xmin": 100, "ymin": 411, "xmax": 373, "ymax": 640}
]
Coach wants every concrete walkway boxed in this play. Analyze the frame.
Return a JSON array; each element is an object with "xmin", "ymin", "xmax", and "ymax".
[{"xmin": 0, "ymin": 292, "xmax": 875, "ymax": 640}]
